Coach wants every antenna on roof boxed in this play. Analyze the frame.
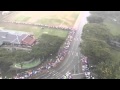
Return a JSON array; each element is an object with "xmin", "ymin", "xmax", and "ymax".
[
  {"xmin": 11, "ymin": 34, "xmax": 20, "ymax": 44},
  {"xmin": 16, "ymin": 34, "xmax": 20, "ymax": 44}
]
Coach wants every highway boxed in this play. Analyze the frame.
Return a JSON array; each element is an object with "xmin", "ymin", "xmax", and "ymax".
[{"xmin": 35, "ymin": 11, "xmax": 90, "ymax": 79}]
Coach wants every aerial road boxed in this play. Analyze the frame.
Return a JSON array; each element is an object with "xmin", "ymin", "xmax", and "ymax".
[{"xmin": 35, "ymin": 11, "xmax": 90, "ymax": 79}]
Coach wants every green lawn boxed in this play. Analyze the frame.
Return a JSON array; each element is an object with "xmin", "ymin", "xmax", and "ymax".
[
  {"xmin": 41, "ymin": 28, "xmax": 69, "ymax": 38},
  {"xmin": 36, "ymin": 18, "xmax": 63, "ymax": 25},
  {"xmin": 15, "ymin": 16, "xmax": 30, "ymax": 22},
  {"xmin": 36, "ymin": 18, "xmax": 74, "ymax": 26},
  {"xmin": 0, "ymin": 23, "xmax": 69, "ymax": 38},
  {"xmin": 11, "ymin": 59, "xmax": 41, "ymax": 69},
  {"xmin": 104, "ymin": 19, "xmax": 120, "ymax": 36}
]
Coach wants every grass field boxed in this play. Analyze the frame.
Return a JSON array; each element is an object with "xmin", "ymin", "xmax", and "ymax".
[
  {"xmin": 0, "ymin": 22, "xmax": 69, "ymax": 38},
  {"xmin": 104, "ymin": 19, "xmax": 120, "ymax": 36},
  {"xmin": 15, "ymin": 16, "xmax": 30, "ymax": 22},
  {"xmin": 3, "ymin": 11, "xmax": 80, "ymax": 27},
  {"xmin": 11, "ymin": 59, "xmax": 41, "ymax": 69}
]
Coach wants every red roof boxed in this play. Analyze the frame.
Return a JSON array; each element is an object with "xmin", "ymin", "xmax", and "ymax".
[{"xmin": 21, "ymin": 35, "xmax": 36, "ymax": 46}]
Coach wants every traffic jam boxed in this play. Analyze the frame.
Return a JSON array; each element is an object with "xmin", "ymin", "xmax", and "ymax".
[
  {"xmin": 59, "ymin": 56, "xmax": 95, "ymax": 79},
  {"xmin": 81, "ymin": 56, "xmax": 95, "ymax": 79}
]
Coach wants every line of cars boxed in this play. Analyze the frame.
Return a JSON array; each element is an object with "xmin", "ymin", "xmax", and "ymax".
[{"xmin": 81, "ymin": 56, "xmax": 95, "ymax": 79}]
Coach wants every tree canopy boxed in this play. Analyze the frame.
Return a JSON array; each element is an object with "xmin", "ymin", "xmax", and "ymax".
[
  {"xmin": 82, "ymin": 23, "xmax": 113, "ymax": 43},
  {"xmin": 80, "ymin": 12, "xmax": 120, "ymax": 79},
  {"xmin": 80, "ymin": 15, "xmax": 116, "ymax": 78},
  {"xmin": 87, "ymin": 15, "xmax": 104, "ymax": 23}
]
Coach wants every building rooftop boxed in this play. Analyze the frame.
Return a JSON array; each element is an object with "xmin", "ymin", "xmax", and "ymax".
[
  {"xmin": 22, "ymin": 35, "xmax": 36, "ymax": 46},
  {"xmin": 0, "ymin": 29, "xmax": 36, "ymax": 46},
  {"xmin": 0, "ymin": 30, "xmax": 27, "ymax": 45}
]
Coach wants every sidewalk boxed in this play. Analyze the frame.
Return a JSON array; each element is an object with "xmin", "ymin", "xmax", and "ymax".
[{"xmin": 73, "ymin": 12, "xmax": 84, "ymax": 30}]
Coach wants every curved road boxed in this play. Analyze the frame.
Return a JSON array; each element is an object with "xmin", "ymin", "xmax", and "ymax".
[{"xmin": 34, "ymin": 11, "xmax": 90, "ymax": 79}]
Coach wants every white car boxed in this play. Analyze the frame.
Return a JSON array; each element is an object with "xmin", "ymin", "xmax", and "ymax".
[
  {"xmin": 82, "ymin": 65, "xmax": 88, "ymax": 69},
  {"xmin": 66, "ymin": 72, "xmax": 71, "ymax": 77},
  {"xmin": 47, "ymin": 66, "xmax": 51, "ymax": 69},
  {"xmin": 85, "ymin": 72, "xmax": 90, "ymax": 75},
  {"xmin": 85, "ymin": 72, "xmax": 91, "ymax": 79},
  {"xmin": 92, "ymin": 77, "xmax": 95, "ymax": 79},
  {"xmin": 61, "ymin": 75, "xmax": 67, "ymax": 79},
  {"xmin": 86, "ymin": 76, "xmax": 91, "ymax": 79}
]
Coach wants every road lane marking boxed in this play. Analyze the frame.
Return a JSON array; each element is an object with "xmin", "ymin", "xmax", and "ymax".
[
  {"xmin": 78, "ymin": 62, "xmax": 80, "ymax": 73},
  {"xmin": 74, "ymin": 66, "xmax": 75, "ymax": 74},
  {"xmin": 44, "ymin": 51, "xmax": 72, "ymax": 78},
  {"xmin": 72, "ymin": 73, "xmax": 84, "ymax": 76},
  {"xmin": 50, "ymin": 71, "xmax": 64, "ymax": 79},
  {"xmin": 71, "ymin": 52, "xmax": 74, "ymax": 55},
  {"xmin": 54, "ymin": 56, "xmax": 79, "ymax": 79},
  {"xmin": 76, "ymin": 52, "xmax": 78, "ymax": 56},
  {"xmin": 50, "ymin": 55, "xmax": 76, "ymax": 79},
  {"xmin": 42, "ymin": 53, "xmax": 72, "ymax": 79}
]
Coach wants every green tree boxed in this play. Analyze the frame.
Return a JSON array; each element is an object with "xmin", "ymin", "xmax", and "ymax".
[
  {"xmin": 80, "ymin": 38, "xmax": 112, "ymax": 65},
  {"xmin": 82, "ymin": 23, "xmax": 113, "ymax": 43},
  {"xmin": 87, "ymin": 15, "xmax": 104, "ymax": 23},
  {"xmin": 94, "ymin": 60, "xmax": 116, "ymax": 79}
]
